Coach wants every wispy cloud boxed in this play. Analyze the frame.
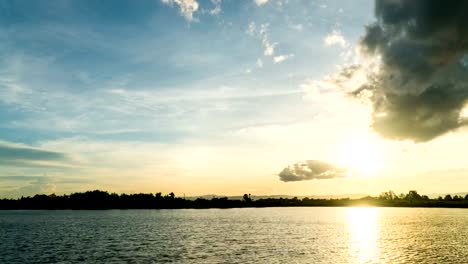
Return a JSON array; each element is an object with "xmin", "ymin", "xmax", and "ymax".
[
  {"xmin": 0, "ymin": 176, "xmax": 48, "ymax": 182},
  {"xmin": 246, "ymin": 22, "xmax": 256, "ymax": 36},
  {"xmin": 246, "ymin": 22, "xmax": 279, "ymax": 58},
  {"xmin": 260, "ymin": 24, "xmax": 277, "ymax": 56},
  {"xmin": 263, "ymin": 39, "xmax": 276, "ymax": 56},
  {"xmin": 0, "ymin": 175, "xmax": 89, "ymax": 184},
  {"xmin": 0, "ymin": 142, "xmax": 71, "ymax": 169},
  {"xmin": 254, "ymin": 0, "xmax": 269, "ymax": 6},
  {"xmin": 0, "ymin": 142, "xmax": 67, "ymax": 162},
  {"xmin": 161, "ymin": 0, "xmax": 199, "ymax": 21},
  {"xmin": 273, "ymin": 54, "xmax": 294, "ymax": 64},
  {"xmin": 323, "ymin": 30, "xmax": 347, "ymax": 47},
  {"xmin": 209, "ymin": 0, "xmax": 222, "ymax": 15},
  {"xmin": 256, "ymin": 58, "xmax": 263, "ymax": 68}
]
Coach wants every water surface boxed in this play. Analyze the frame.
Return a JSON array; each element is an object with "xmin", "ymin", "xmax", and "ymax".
[{"xmin": 1, "ymin": 207, "xmax": 468, "ymax": 263}]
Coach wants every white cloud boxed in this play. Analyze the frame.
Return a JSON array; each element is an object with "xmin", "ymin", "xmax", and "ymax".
[
  {"xmin": 263, "ymin": 38, "xmax": 276, "ymax": 56},
  {"xmin": 246, "ymin": 21, "xmax": 256, "ymax": 36},
  {"xmin": 256, "ymin": 58, "xmax": 263, "ymax": 68},
  {"xmin": 254, "ymin": 0, "xmax": 269, "ymax": 6},
  {"xmin": 273, "ymin": 54, "xmax": 294, "ymax": 64},
  {"xmin": 300, "ymin": 66, "xmax": 372, "ymax": 115},
  {"xmin": 246, "ymin": 23, "xmax": 278, "ymax": 57},
  {"xmin": 209, "ymin": 0, "xmax": 222, "ymax": 15},
  {"xmin": 259, "ymin": 24, "xmax": 276, "ymax": 56},
  {"xmin": 323, "ymin": 31, "xmax": 347, "ymax": 47},
  {"xmin": 161, "ymin": 0, "xmax": 199, "ymax": 21}
]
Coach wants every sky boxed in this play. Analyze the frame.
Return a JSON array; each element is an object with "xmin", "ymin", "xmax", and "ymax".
[{"xmin": 1, "ymin": 0, "xmax": 468, "ymax": 198}]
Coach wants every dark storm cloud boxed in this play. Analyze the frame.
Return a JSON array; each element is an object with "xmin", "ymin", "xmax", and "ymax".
[
  {"xmin": 279, "ymin": 160, "xmax": 347, "ymax": 182},
  {"xmin": 354, "ymin": 0, "xmax": 468, "ymax": 142}
]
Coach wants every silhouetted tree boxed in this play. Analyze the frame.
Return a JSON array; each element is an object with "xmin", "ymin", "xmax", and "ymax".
[
  {"xmin": 2, "ymin": 189, "xmax": 468, "ymax": 210},
  {"xmin": 406, "ymin": 190, "xmax": 422, "ymax": 201},
  {"xmin": 243, "ymin": 194, "xmax": 252, "ymax": 203},
  {"xmin": 379, "ymin": 190, "xmax": 397, "ymax": 200}
]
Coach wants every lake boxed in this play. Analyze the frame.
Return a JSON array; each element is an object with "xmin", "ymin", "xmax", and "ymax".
[{"xmin": 1, "ymin": 207, "xmax": 468, "ymax": 263}]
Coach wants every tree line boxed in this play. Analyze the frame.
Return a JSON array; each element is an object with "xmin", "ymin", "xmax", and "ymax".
[{"xmin": 1, "ymin": 190, "xmax": 468, "ymax": 210}]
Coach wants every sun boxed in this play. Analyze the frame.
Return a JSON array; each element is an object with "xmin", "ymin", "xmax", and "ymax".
[{"xmin": 334, "ymin": 136, "xmax": 384, "ymax": 177}]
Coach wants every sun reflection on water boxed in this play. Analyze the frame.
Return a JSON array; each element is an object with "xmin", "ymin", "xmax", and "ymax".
[{"xmin": 346, "ymin": 207, "xmax": 380, "ymax": 263}]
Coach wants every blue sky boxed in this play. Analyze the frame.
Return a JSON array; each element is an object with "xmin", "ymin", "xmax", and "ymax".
[
  {"xmin": 0, "ymin": 0, "xmax": 371, "ymax": 142},
  {"xmin": 2, "ymin": 0, "xmax": 467, "ymax": 198}
]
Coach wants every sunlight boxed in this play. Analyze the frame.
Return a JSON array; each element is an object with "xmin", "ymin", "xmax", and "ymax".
[
  {"xmin": 334, "ymin": 136, "xmax": 384, "ymax": 177},
  {"xmin": 461, "ymin": 105, "xmax": 468, "ymax": 119},
  {"xmin": 346, "ymin": 207, "xmax": 380, "ymax": 262}
]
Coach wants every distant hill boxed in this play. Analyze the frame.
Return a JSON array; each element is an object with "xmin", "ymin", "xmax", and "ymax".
[
  {"xmin": 186, "ymin": 193, "xmax": 369, "ymax": 200},
  {"xmin": 427, "ymin": 192, "xmax": 468, "ymax": 199}
]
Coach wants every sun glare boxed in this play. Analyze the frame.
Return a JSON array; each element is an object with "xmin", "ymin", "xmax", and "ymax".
[
  {"xmin": 335, "ymin": 136, "xmax": 384, "ymax": 177},
  {"xmin": 347, "ymin": 207, "xmax": 380, "ymax": 262},
  {"xmin": 461, "ymin": 105, "xmax": 468, "ymax": 119}
]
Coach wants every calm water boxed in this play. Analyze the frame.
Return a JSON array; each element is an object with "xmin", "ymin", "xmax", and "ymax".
[{"xmin": 1, "ymin": 207, "xmax": 468, "ymax": 263}]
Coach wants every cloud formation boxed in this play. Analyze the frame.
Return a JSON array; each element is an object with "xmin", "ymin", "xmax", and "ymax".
[
  {"xmin": 247, "ymin": 22, "xmax": 278, "ymax": 57},
  {"xmin": 209, "ymin": 0, "xmax": 222, "ymax": 15},
  {"xmin": 260, "ymin": 24, "xmax": 277, "ymax": 56},
  {"xmin": 0, "ymin": 142, "xmax": 68, "ymax": 167},
  {"xmin": 274, "ymin": 54, "xmax": 294, "ymax": 64},
  {"xmin": 254, "ymin": 0, "xmax": 269, "ymax": 6},
  {"xmin": 353, "ymin": 0, "xmax": 468, "ymax": 142},
  {"xmin": 279, "ymin": 160, "xmax": 348, "ymax": 182},
  {"xmin": 161, "ymin": 0, "xmax": 199, "ymax": 21},
  {"xmin": 256, "ymin": 58, "xmax": 263, "ymax": 68},
  {"xmin": 0, "ymin": 143, "xmax": 66, "ymax": 161},
  {"xmin": 323, "ymin": 31, "xmax": 347, "ymax": 47}
]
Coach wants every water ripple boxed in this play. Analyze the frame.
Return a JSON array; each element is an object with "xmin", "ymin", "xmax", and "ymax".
[{"xmin": 1, "ymin": 207, "xmax": 468, "ymax": 263}]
